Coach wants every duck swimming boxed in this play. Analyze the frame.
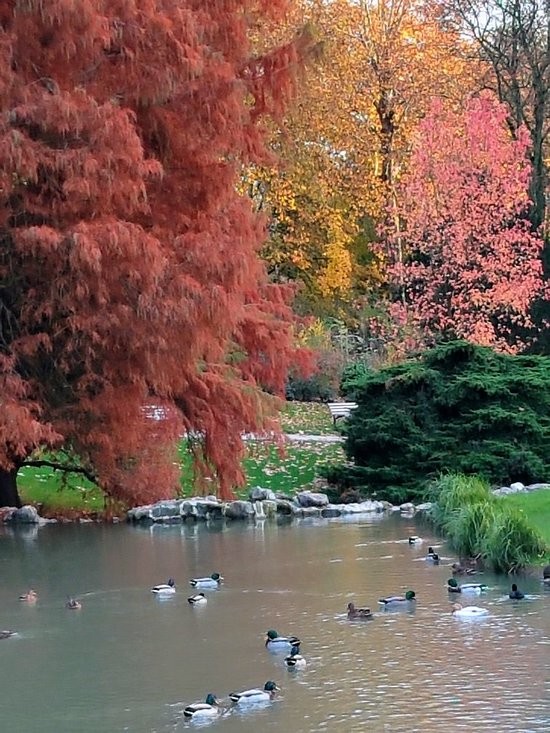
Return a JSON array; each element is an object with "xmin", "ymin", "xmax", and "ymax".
[
  {"xmin": 229, "ymin": 681, "xmax": 279, "ymax": 705},
  {"xmin": 265, "ymin": 629, "xmax": 301, "ymax": 652},
  {"xmin": 451, "ymin": 562, "xmax": 477, "ymax": 576},
  {"xmin": 284, "ymin": 645, "xmax": 307, "ymax": 669},
  {"xmin": 425, "ymin": 547, "xmax": 440, "ymax": 564},
  {"xmin": 379, "ymin": 590, "xmax": 416, "ymax": 609},
  {"xmin": 188, "ymin": 593, "xmax": 207, "ymax": 605},
  {"xmin": 408, "ymin": 536, "xmax": 423, "ymax": 545},
  {"xmin": 451, "ymin": 603, "xmax": 489, "ymax": 618},
  {"xmin": 151, "ymin": 578, "xmax": 176, "ymax": 595},
  {"xmin": 0, "ymin": 630, "xmax": 16, "ymax": 640},
  {"xmin": 347, "ymin": 602, "xmax": 373, "ymax": 620},
  {"xmin": 447, "ymin": 578, "xmax": 488, "ymax": 594},
  {"xmin": 509, "ymin": 583, "xmax": 525, "ymax": 600},
  {"xmin": 66, "ymin": 598, "xmax": 82, "ymax": 610},
  {"xmin": 19, "ymin": 590, "xmax": 38, "ymax": 603},
  {"xmin": 189, "ymin": 573, "xmax": 223, "ymax": 589},
  {"xmin": 183, "ymin": 693, "xmax": 220, "ymax": 719},
  {"xmin": 543, "ymin": 564, "xmax": 550, "ymax": 584}
]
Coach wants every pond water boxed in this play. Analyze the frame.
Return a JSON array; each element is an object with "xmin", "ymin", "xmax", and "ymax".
[{"xmin": 0, "ymin": 514, "xmax": 548, "ymax": 732}]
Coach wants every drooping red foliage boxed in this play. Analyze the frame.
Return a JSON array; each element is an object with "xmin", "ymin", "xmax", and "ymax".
[
  {"xmin": 0, "ymin": 1, "xmax": 311, "ymax": 506},
  {"xmin": 386, "ymin": 93, "xmax": 545, "ymax": 353}
]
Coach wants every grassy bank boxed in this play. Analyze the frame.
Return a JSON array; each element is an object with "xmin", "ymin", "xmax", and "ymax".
[
  {"xmin": 18, "ymin": 402, "xmax": 343, "ymax": 512},
  {"xmin": 500, "ymin": 490, "xmax": 550, "ymax": 551},
  {"xmin": 428, "ymin": 474, "xmax": 548, "ymax": 572}
]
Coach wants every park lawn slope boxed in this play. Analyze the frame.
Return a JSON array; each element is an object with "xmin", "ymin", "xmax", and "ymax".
[{"xmin": 500, "ymin": 490, "xmax": 550, "ymax": 550}]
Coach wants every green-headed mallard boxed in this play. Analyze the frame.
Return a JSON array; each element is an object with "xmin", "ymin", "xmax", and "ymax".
[
  {"xmin": 347, "ymin": 602, "xmax": 373, "ymax": 620},
  {"xmin": 183, "ymin": 693, "xmax": 220, "ymax": 719},
  {"xmin": 447, "ymin": 578, "xmax": 488, "ymax": 594},
  {"xmin": 379, "ymin": 590, "xmax": 416, "ymax": 609},
  {"xmin": 265, "ymin": 629, "xmax": 300, "ymax": 652},
  {"xmin": 190, "ymin": 573, "xmax": 223, "ymax": 589},
  {"xmin": 230, "ymin": 681, "xmax": 279, "ymax": 705}
]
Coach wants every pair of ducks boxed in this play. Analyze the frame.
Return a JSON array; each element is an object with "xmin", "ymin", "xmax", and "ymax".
[
  {"xmin": 184, "ymin": 681, "xmax": 280, "ymax": 719},
  {"xmin": 265, "ymin": 630, "xmax": 306, "ymax": 668},
  {"xmin": 151, "ymin": 574, "xmax": 223, "ymax": 605},
  {"xmin": 347, "ymin": 591, "xmax": 417, "ymax": 620},
  {"xmin": 19, "ymin": 590, "xmax": 81, "ymax": 609}
]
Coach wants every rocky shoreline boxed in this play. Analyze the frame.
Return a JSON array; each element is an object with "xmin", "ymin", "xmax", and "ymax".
[{"xmin": 1, "ymin": 480, "xmax": 548, "ymax": 526}]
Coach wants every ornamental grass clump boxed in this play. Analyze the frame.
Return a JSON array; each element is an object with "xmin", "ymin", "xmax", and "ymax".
[{"xmin": 428, "ymin": 473, "xmax": 548, "ymax": 573}]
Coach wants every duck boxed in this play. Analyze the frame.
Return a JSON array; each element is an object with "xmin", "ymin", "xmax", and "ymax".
[
  {"xmin": 542, "ymin": 564, "xmax": 550, "ymax": 584},
  {"xmin": 19, "ymin": 589, "xmax": 38, "ymax": 603},
  {"xmin": 189, "ymin": 573, "xmax": 223, "ymax": 589},
  {"xmin": 188, "ymin": 592, "xmax": 207, "ymax": 605},
  {"xmin": 183, "ymin": 693, "xmax": 220, "ymax": 719},
  {"xmin": 451, "ymin": 602, "xmax": 489, "ymax": 618},
  {"xmin": 425, "ymin": 547, "xmax": 440, "ymax": 564},
  {"xmin": 408, "ymin": 536, "xmax": 423, "ymax": 545},
  {"xmin": 508, "ymin": 583, "xmax": 525, "ymax": 600},
  {"xmin": 265, "ymin": 629, "xmax": 301, "ymax": 652},
  {"xmin": 447, "ymin": 578, "xmax": 488, "ymax": 594},
  {"xmin": 0, "ymin": 630, "xmax": 16, "ymax": 640},
  {"xmin": 284, "ymin": 645, "xmax": 306, "ymax": 669},
  {"xmin": 66, "ymin": 598, "xmax": 82, "ymax": 610},
  {"xmin": 451, "ymin": 562, "xmax": 477, "ymax": 576},
  {"xmin": 379, "ymin": 590, "xmax": 416, "ymax": 609},
  {"xmin": 229, "ymin": 681, "xmax": 279, "ymax": 705},
  {"xmin": 151, "ymin": 578, "xmax": 176, "ymax": 595},
  {"xmin": 347, "ymin": 602, "xmax": 373, "ymax": 620}
]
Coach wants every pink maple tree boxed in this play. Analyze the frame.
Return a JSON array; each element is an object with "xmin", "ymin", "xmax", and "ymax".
[{"xmin": 387, "ymin": 93, "xmax": 545, "ymax": 353}]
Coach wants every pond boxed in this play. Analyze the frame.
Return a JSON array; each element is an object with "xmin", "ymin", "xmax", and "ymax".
[{"xmin": 0, "ymin": 514, "xmax": 548, "ymax": 732}]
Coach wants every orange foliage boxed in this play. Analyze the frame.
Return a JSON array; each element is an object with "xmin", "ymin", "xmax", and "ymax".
[{"xmin": 0, "ymin": 1, "xmax": 312, "ymax": 505}]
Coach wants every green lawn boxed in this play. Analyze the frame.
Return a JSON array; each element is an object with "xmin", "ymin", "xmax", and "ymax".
[
  {"xmin": 18, "ymin": 402, "xmax": 343, "ymax": 512},
  {"xmin": 501, "ymin": 490, "xmax": 550, "ymax": 550}
]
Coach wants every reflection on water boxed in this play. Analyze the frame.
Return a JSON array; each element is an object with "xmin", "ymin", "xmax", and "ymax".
[{"xmin": 0, "ymin": 515, "xmax": 548, "ymax": 732}]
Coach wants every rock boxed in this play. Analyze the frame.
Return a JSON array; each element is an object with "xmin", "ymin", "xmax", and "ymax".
[
  {"xmin": 399, "ymin": 503, "xmax": 416, "ymax": 513},
  {"xmin": 128, "ymin": 505, "xmax": 153, "ymax": 522},
  {"xmin": 151, "ymin": 500, "xmax": 183, "ymax": 522},
  {"xmin": 300, "ymin": 506, "xmax": 322, "ymax": 518},
  {"xmin": 262, "ymin": 500, "xmax": 278, "ymax": 518},
  {"xmin": 510, "ymin": 481, "xmax": 525, "ymax": 492},
  {"xmin": 275, "ymin": 498, "xmax": 294, "ymax": 515},
  {"xmin": 223, "ymin": 501, "xmax": 255, "ymax": 520},
  {"xmin": 525, "ymin": 483, "xmax": 550, "ymax": 491},
  {"xmin": 248, "ymin": 486, "xmax": 277, "ymax": 502},
  {"xmin": 321, "ymin": 506, "xmax": 343, "ymax": 518},
  {"xmin": 195, "ymin": 500, "xmax": 223, "ymax": 520},
  {"xmin": 493, "ymin": 487, "xmax": 514, "ymax": 496},
  {"xmin": 7, "ymin": 505, "xmax": 40, "ymax": 524},
  {"xmin": 296, "ymin": 491, "xmax": 329, "ymax": 508},
  {"xmin": 415, "ymin": 502, "xmax": 433, "ymax": 513}
]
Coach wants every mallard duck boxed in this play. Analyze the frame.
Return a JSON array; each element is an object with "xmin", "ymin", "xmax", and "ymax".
[
  {"xmin": 151, "ymin": 578, "xmax": 176, "ymax": 595},
  {"xmin": 451, "ymin": 603, "xmax": 489, "ymax": 618},
  {"xmin": 188, "ymin": 593, "xmax": 207, "ymax": 605},
  {"xmin": 229, "ymin": 681, "xmax": 279, "ymax": 705},
  {"xmin": 19, "ymin": 589, "xmax": 38, "ymax": 603},
  {"xmin": 183, "ymin": 693, "xmax": 220, "ymax": 719},
  {"xmin": 0, "ymin": 630, "xmax": 16, "ymax": 640},
  {"xmin": 509, "ymin": 583, "xmax": 525, "ymax": 600},
  {"xmin": 451, "ymin": 562, "xmax": 477, "ymax": 576},
  {"xmin": 447, "ymin": 578, "xmax": 487, "ymax": 594},
  {"xmin": 66, "ymin": 598, "xmax": 82, "ymax": 610},
  {"xmin": 189, "ymin": 573, "xmax": 223, "ymax": 589},
  {"xmin": 284, "ymin": 645, "xmax": 306, "ymax": 669},
  {"xmin": 347, "ymin": 602, "xmax": 373, "ymax": 620},
  {"xmin": 425, "ymin": 547, "xmax": 440, "ymax": 564},
  {"xmin": 408, "ymin": 536, "xmax": 423, "ymax": 545},
  {"xmin": 542, "ymin": 564, "xmax": 550, "ymax": 584},
  {"xmin": 265, "ymin": 629, "xmax": 301, "ymax": 652},
  {"xmin": 379, "ymin": 590, "xmax": 416, "ymax": 609}
]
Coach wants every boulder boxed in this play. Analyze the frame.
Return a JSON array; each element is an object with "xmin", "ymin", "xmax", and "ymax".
[
  {"xmin": 510, "ymin": 481, "xmax": 525, "ymax": 492},
  {"xmin": 296, "ymin": 491, "xmax": 329, "ymax": 508},
  {"xmin": 321, "ymin": 506, "xmax": 343, "ymax": 518},
  {"xmin": 223, "ymin": 501, "xmax": 255, "ymax": 520},
  {"xmin": 151, "ymin": 500, "xmax": 183, "ymax": 522},
  {"xmin": 7, "ymin": 505, "xmax": 40, "ymax": 524},
  {"xmin": 248, "ymin": 486, "xmax": 277, "ymax": 502},
  {"xmin": 300, "ymin": 506, "xmax": 322, "ymax": 518},
  {"xmin": 399, "ymin": 502, "xmax": 416, "ymax": 513},
  {"xmin": 262, "ymin": 500, "xmax": 278, "ymax": 518},
  {"xmin": 525, "ymin": 483, "xmax": 550, "ymax": 491},
  {"xmin": 415, "ymin": 502, "xmax": 434, "ymax": 513}
]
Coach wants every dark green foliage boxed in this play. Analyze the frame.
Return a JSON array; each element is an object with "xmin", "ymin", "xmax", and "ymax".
[
  {"xmin": 337, "ymin": 341, "xmax": 550, "ymax": 499},
  {"xmin": 340, "ymin": 361, "xmax": 372, "ymax": 399},
  {"xmin": 427, "ymin": 474, "xmax": 547, "ymax": 573}
]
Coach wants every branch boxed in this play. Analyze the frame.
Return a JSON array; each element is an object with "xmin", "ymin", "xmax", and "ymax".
[{"xmin": 21, "ymin": 459, "xmax": 98, "ymax": 485}]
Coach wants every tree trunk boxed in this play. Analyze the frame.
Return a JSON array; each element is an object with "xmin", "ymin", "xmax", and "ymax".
[{"xmin": 0, "ymin": 467, "xmax": 22, "ymax": 508}]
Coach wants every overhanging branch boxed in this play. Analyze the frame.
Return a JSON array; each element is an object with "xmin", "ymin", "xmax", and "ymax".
[{"xmin": 21, "ymin": 459, "xmax": 98, "ymax": 485}]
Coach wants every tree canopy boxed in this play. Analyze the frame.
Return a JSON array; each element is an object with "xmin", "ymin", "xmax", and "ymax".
[{"xmin": 0, "ymin": 1, "xmax": 311, "ymax": 507}]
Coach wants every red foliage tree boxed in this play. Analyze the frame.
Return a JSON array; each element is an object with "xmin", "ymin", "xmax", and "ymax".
[
  {"xmin": 0, "ymin": 1, "xmax": 311, "ymax": 508},
  {"xmin": 387, "ymin": 93, "xmax": 545, "ymax": 353}
]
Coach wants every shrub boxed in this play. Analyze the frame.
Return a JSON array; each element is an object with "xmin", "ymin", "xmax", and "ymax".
[
  {"xmin": 340, "ymin": 361, "xmax": 371, "ymax": 399},
  {"xmin": 286, "ymin": 348, "xmax": 344, "ymax": 402},
  {"xmin": 335, "ymin": 341, "xmax": 550, "ymax": 500}
]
